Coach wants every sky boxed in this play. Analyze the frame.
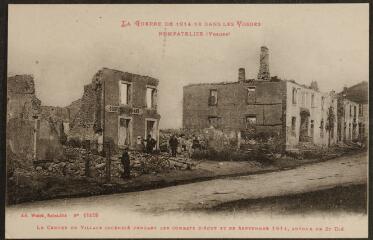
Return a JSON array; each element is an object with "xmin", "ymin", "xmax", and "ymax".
[{"xmin": 8, "ymin": 4, "xmax": 369, "ymax": 129}]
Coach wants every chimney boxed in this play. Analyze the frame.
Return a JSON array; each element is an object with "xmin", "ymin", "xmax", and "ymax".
[
  {"xmin": 238, "ymin": 68, "xmax": 245, "ymax": 82},
  {"xmin": 257, "ymin": 46, "xmax": 270, "ymax": 81}
]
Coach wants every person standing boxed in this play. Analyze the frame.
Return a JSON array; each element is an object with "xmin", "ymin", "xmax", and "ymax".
[
  {"xmin": 169, "ymin": 135, "xmax": 179, "ymax": 157},
  {"xmin": 192, "ymin": 135, "xmax": 201, "ymax": 150},
  {"xmin": 121, "ymin": 148, "xmax": 130, "ymax": 179},
  {"xmin": 145, "ymin": 134, "xmax": 156, "ymax": 154}
]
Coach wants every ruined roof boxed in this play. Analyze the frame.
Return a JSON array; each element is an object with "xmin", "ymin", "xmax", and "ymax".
[
  {"xmin": 343, "ymin": 81, "xmax": 368, "ymax": 104},
  {"xmin": 184, "ymin": 81, "xmax": 240, "ymax": 88},
  {"xmin": 99, "ymin": 67, "xmax": 159, "ymax": 85},
  {"xmin": 184, "ymin": 78, "xmax": 282, "ymax": 88}
]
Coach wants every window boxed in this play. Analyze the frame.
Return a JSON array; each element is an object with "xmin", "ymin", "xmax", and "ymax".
[
  {"xmin": 301, "ymin": 92, "xmax": 305, "ymax": 106},
  {"xmin": 146, "ymin": 87, "xmax": 157, "ymax": 109},
  {"xmin": 349, "ymin": 105, "xmax": 352, "ymax": 117},
  {"xmin": 291, "ymin": 117, "xmax": 296, "ymax": 135},
  {"xmin": 209, "ymin": 89, "xmax": 218, "ymax": 106},
  {"xmin": 359, "ymin": 104, "xmax": 363, "ymax": 116},
  {"xmin": 247, "ymin": 87, "xmax": 256, "ymax": 103},
  {"xmin": 292, "ymin": 88, "xmax": 297, "ymax": 104},
  {"xmin": 120, "ymin": 81, "xmax": 131, "ymax": 105},
  {"xmin": 311, "ymin": 94, "xmax": 315, "ymax": 107},
  {"xmin": 310, "ymin": 120, "xmax": 314, "ymax": 137},
  {"xmin": 321, "ymin": 96, "xmax": 325, "ymax": 110},
  {"xmin": 354, "ymin": 106, "xmax": 357, "ymax": 118},
  {"xmin": 208, "ymin": 116, "xmax": 221, "ymax": 128},
  {"xmin": 246, "ymin": 115, "xmax": 256, "ymax": 129},
  {"xmin": 320, "ymin": 119, "xmax": 324, "ymax": 137}
]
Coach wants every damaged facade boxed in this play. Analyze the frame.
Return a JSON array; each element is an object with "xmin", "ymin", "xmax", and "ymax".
[
  {"xmin": 69, "ymin": 68, "xmax": 161, "ymax": 150},
  {"xmin": 337, "ymin": 81, "xmax": 368, "ymax": 142},
  {"xmin": 183, "ymin": 46, "xmax": 339, "ymax": 150},
  {"xmin": 7, "ymin": 75, "xmax": 63, "ymax": 163}
]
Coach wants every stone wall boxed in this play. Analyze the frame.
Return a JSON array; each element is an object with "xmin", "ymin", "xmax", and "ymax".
[
  {"xmin": 98, "ymin": 68, "xmax": 160, "ymax": 149},
  {"xmin": 7, "ymin": 75, "xmax": 41, "ymax": 121},
  {"xmin": 337, "ymin": 98, "xmax": 360, "ymax": 142},
  {"xmin": 7, "ymin": 75, "xmax": 64, "ymax": 165},
  {"xmin": 69, "ymin": 68, "xmax": 161, "ymax": 149},
  {"xmin": 183, "ymin": 80, "xmax": 285, "ymax": 134},
  {"xmin": 68, "ymin": 83, "xmax": 97, "ymax": 140},
  {"xmin": 285, "ymin": 81, "xmax": 338, "ymax": 149}
]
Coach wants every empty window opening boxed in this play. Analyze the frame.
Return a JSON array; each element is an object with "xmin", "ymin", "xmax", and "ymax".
[
  {"xmin": 209, "ymin": 89, "xmax": 218, "ymax": 106},
  {"xmin": 146, "ymin": 87, "xmax": 157, "ymax": 109},
  {"xmin": 320, "ymin": 119, "xmax": 324, "ymax": 137},
  {"xmin": 359, "ymin": 104, "xmax": 363, "ymax": 116},
  {"xmin": 292, "ymin": 88, "xmax": 297, "ymax": 104},
  {"xmin": 291, "ymin": 117, "xmax": 296, "ymax": 135},
  {"xmin": 247, "ymin": 87, "xmax": 256, "ymax": 103},
  {"xmin": 120, "ymin": 82, "xmax": 131, "ymax": 105},
  {"xmin": 349, "ymin": 105, "xmax": 352, "ymax": 117},
  {"xmin": 208, "ymin": 116, "xmax": 221, "ymax": 128},
  {"xmin": 245, "ymin": 115, "xmax": 257, "ymax": 131}
]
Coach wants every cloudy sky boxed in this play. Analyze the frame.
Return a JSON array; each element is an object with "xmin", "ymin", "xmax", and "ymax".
[{"xmin": 8, "ymin": 4, "xmax": 369, "ymax": 128}]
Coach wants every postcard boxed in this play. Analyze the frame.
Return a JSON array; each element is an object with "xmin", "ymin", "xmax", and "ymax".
[{"xmin": 5, "ymin": 3, "xmax": 369, "ymax": 238}]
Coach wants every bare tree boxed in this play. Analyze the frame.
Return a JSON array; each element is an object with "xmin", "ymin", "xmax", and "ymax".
[{"xmin": 325, "ymin": 105, "xmax": 336, "ymax": 147}]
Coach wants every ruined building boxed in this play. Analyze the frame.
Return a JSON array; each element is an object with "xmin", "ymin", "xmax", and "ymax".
[
  {"xmin": 183, "ymin": 46, "xmax": 338, "ymax": 150},
  {"xmin": 7, "ymin": 75, "xmax": 63, "ymax": 164},
  {"xmin": 337, "ymin": 81, "xmax": 368, "ymax": 142},
  {"xmin": 69, "ymin": 68, "xmax": 161, "ymax": 150}
]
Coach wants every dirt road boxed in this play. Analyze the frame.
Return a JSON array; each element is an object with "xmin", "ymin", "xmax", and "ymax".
[{"xmin": 7, "ymin": 151, "xmax": 367, "ymax": 213}]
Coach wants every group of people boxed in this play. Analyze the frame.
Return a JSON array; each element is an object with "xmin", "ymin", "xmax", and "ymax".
[
  {"xmin": 120, "ymin": 134, "xmax": 157, "ymax": 180},
  {"xmin": 120, "ymin": 134, "xmax": 202, "ymax": 180},
  {"xmin": 168, "ymin": 134, "xmax": 201, "ymax": 157}
]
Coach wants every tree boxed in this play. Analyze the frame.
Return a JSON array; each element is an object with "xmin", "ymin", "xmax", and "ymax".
[
  {"xmin": 325, "ymin": 105, "xmax": 336, "ymax": 147},
  {"xmin": 310, "ymin": 81, "xmax": 319, "ymax": 91}
]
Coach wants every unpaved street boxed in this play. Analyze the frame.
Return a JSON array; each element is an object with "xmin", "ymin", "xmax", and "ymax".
[{"xmin": 7, "ymin": 151, "xmax": 367, "ymax": 214}]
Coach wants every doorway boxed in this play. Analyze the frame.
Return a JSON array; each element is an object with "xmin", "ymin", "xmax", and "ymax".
[
  {"xmin": 118, "ymin": 117, "xmax": 132, "ymax": 147},
  {"xmin": 145, "ymin": 119, "xmax": 157, "ymax": 139},
  {"xmin": 299, "ymin": 110, "xmax": 310, "ymax": 142}
]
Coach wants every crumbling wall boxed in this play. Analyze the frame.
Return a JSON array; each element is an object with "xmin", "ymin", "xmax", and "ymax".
[
  {"xmin": 66, "ymin": 98, "xmax": 82, "ymax": 124},
  {"xmin": 37, "ymin": 119, "xmax": 64, "ymax": 160},
  {"xmin": 183, "ymin": 80, "xmax": 285, "ymax": 134},
  {"xmin": 7, "ymin": 75, "xmax": 41, "ymax": 121},
  {"xmin": 69, "ymin": 83, "xmax": 97, "ymax": 140},
  {"xmin": 285, "ymin": 81, "xmax": 338, "ymax": 149},
  {"xmin": 7, "ymin": 118, "xmax": 35, "ymax": 163},
  {"xmin": 7, "ymin": 75, "xmax": 64, "ymax": 165},
  {"xmin": 41, "ymin": 106, "xmax": 70, "ymax": 138}
]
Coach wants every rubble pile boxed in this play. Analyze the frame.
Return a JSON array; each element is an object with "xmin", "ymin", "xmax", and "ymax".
[{"xmin": 26, "ymin": 146, "xmax": 197, "ymax": 180}]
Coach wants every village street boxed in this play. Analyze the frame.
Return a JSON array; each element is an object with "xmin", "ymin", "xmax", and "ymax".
[{"xmin": 6, "ymin": 151, "xmax": 367, "ymax": 215}]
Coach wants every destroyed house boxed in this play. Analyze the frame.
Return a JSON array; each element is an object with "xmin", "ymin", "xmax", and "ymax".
[
  {"xmin": 183, "ymin": 46, "xmax": 338, "ymax": 150},
  {"xmin": 337, "ymin": 81, "xmax": 368, "ymax": 142},
  {"xmin": 69, "ymin": 68, "xmax": 160, "ymax": 150}
]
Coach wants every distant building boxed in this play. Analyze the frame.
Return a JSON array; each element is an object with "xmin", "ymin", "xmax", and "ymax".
[
  {"xmin": 337, "ymin": 98, "xmax": 360, "ymax": 142},
  {"xmin": 183, "ymin": 47, "xmax": 338, "ymax": 150},
  {"xmin": 337, "ymin": 82, "xmax": 368, "ymax": 142},
  {"xmin": 69, "ymin": 68, "xmax": 161, "ymax": 150}
]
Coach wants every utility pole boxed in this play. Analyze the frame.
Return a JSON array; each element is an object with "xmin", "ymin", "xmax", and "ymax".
[{"xmin": 104, "ymin": 140, "xmax": 112, "ymax": 183}]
